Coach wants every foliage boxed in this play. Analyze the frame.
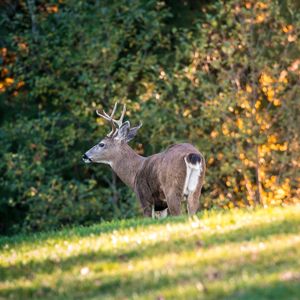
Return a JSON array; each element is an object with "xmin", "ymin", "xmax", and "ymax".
[
  {"xmin": 192, "ymin": 0, "xmax": 300, "ymax": 208},
  {"xmin": 1, "ymin": 205, "xmax": 300, "ymax": 299},
  {"xmin": 0, "ymin": 0, "xmax": 170, "ymax": 233},
  {"xmin": 0, "ymin": 0, "xmax": 299, "ymax": 233}
]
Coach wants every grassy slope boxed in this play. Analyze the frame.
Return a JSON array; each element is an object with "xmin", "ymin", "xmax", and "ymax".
[{"xmin": 1, "ymin": 206, "xmax": 300, "ymax": 300}]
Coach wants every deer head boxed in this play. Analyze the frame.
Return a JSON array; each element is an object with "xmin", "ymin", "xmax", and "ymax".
[{"xmin": 82, "ymin": 103, "xmax": 142, "ymax": 165}]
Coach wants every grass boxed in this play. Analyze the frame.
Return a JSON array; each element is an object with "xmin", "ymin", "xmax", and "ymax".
[{"xmin": 1, "ymin": 205, "xmax": 300, "ymax": 300}]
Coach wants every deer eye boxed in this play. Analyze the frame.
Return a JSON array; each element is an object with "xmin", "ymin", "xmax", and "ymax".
[{"xmin": 98, "ymin": 143, "xmax": 105, "ymax": 148}]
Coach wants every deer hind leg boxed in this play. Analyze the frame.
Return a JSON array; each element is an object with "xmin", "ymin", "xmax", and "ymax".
[
  {"xmin": 141, "ymin": 204, "xmax": 153, "ymax": 217},
  {"xmin": 187, "ymin": 191, "xmax": 200, "ymax": 215},
  {"xmin": 166, "ymin": 188, "xmax": 182, "ymax": 216}
]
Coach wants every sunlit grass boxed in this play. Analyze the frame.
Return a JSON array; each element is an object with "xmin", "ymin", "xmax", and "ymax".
[{"xmin": 1, "ymin": 205, "xmax": 300, "ymax": 300}]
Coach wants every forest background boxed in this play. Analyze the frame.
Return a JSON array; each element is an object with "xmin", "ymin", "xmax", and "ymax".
[{"xmin": 0, "ymin": 0, "xmax": 299, "ymax": 234}]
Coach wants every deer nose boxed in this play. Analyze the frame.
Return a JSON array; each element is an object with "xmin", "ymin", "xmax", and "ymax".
[{"xmin": 82, "ymin": 154, "xmax": 92, "ymax": 163}]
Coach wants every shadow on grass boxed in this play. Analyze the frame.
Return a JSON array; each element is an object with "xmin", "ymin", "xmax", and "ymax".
[
  {"xmin": 0, "ymin": 216, "xmax": 186, "ymax": 249},
  {"xmin": 1, "ymin": 243, "xmax": 300, "ymax": 300},
  {"xmin": 1, "ymin": 217, "xmax": 300, "ymax": 282},
  {"xmin": 223, "ymin": 279, "xmax": 300, "ymax": 300}
]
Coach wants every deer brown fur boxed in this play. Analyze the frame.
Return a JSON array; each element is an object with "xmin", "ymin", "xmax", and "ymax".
[{"xmin": 82, "ymin": 103, "xmax": 205, "ymax": 218}]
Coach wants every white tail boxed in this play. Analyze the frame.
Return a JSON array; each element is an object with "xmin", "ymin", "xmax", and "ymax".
[{"xmin": 183, "ymin": 156, "xmax": 203, "ymax": 197}]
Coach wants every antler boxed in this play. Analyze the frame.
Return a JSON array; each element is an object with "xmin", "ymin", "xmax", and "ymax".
[
  {"xmin": 113, "ymin": 103, "xmax": 126, "ymax": 128},
  {"xmin": 96, "ymin": 102, "xmax": 127, "ymax": 137}
]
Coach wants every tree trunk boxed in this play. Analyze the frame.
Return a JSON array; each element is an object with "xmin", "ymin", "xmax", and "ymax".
[{"xmin": 255, "ymin": 144, "xmax": 262, "ymax": 205}]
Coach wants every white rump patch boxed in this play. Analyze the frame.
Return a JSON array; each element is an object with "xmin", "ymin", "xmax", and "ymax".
[{"xmin": 183, "ymin": 157, "xmax": 203, "ymax": 196}]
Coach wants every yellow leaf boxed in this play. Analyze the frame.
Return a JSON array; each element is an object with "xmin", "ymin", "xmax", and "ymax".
[
  {"xmin": 257, "ymin": 2, "xmax": 268, "ymax": 9},
  {"xmin": 255, "ymin": 101, "xmax": 261, "ymax": 109},
  {"xmin": 273, "ymin": 99, "xmax": 281, "ymax": 106},
  {"xmin": 183, "ymin": 109, "xmax": 191, "ymax": 117},
  {"xmin": 288, "ymin": 35, "xmax": 297, "ymax": 43},
  {"xmin": 239, "ymin": 153, "xmax": 245, "ymax": 160},
  {"xmin": 246, "ymin": 85, "xmax": 252, "ymax": 93},
  {"xmin": 17, "ymin": 81, "xmax": 25, "ymax": 89},
  {"xmin": 46, "ymin": 5, "xmax": 59, "ymax": 13},
  {"xmin": 237, "ymin": 118, "xmax": 243, "ymax": 129},
  {"xmin": 210, "ymin": 130, "xmax": 218, "ymax": 138},
  {"xmin": 208, "ymin": 157, "xmax": 214, "ymax": 165},
  {"xmin": 260, "ymin": 72, "xmax": 273, "ymax": 86},
  {"xmin": 217, "ymin": 153, "xmax": 223, "ymax": 160},
  {"xmin": 245, "ymin": 2, "xmax": 252, "ymax": 9},
  {"xmin": 222, "ymin": 124, "xmax": 229, "ymax": 135},
  {"xmin": 267, "ymin": 89, "xmax": 274, "ymax": 100},
  {"xmin": 268, "ymin": 135, "xmax": 277, "ymax": 144},
  {"xmin": 5, "ymin": 77, "xmax": 14, "ymax": 85},
  {"xmin": 255, "ymin": 13, "xmax": 266, "ymax": 23},
  {"xmin": 282, "ymin": 25, "xmax": 293, "ymax": 33}
]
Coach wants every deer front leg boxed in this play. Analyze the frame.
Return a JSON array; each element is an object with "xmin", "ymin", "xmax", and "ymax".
[{"xmin": 142, "ymin": 205, "xmax": 153, "ymax": 218}]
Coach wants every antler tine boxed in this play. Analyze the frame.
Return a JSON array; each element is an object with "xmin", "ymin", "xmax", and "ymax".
[
  {"xmin": 120, "ymin": 104, "xmax": 126, "ymax": 123},
  {"xmin": 110, "ymin": 102, "xmax": 118, "ymax": 119},
  {"xmin": 95, "ymin": 102, "xmax": 127, "ymax": 137},
  {"xmin": 96, "ymin": 102, "xmax": 118, "ymax": 120},
  {"xmin": 96, "ymin": 102, "xmax": 119, "ymax": 137},
  {"xmin": 113, "ymin": 104, "xmax": 126, "ymax": 127},
  {"xmin": 106, "ymin": 122, "xmax": 116, "ymax": 137},
  {"xmin": 96, "ymin": 110, "xmax": 110, "ymax": 120}
]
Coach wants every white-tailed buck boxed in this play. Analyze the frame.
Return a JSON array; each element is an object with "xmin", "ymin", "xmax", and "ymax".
[{"xmin": 82, "ymin": 103, "xmax": 205, "ymax": 218}]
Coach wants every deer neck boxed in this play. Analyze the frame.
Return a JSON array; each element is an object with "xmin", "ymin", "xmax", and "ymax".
[{"xmin": 110, "ymin": 143, "xmax": 144, "ymax": 189}]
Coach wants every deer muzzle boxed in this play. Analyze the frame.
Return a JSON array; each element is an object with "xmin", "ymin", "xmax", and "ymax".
[{"xmin": 82, "ymin": 153, "xmax": 92, "ymax": 163}]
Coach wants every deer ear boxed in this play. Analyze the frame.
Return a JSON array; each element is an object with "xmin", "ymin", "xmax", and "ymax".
[
  {"xmin": 116, "ymin": 121, "xmax": 131, "ymax": 140},
  {"xmin": 126, "ymin": 122, "xmax": 142, "ymax": 142}
]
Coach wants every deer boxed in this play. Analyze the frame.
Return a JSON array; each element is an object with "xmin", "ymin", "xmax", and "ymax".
[{"xmin": 82, "ymin": 103, "xmax": 205, "ymax": 218}]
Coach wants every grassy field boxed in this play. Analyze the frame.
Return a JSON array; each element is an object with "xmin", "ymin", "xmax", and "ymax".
[{"xmin": 1, "ymin": 205, "xmax": 300, "ymax": 300}]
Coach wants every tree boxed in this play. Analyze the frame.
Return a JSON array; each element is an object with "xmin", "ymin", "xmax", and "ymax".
[{"xmin": 193, "ymin": 0, "xmax": 300, "ymax": 207}]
